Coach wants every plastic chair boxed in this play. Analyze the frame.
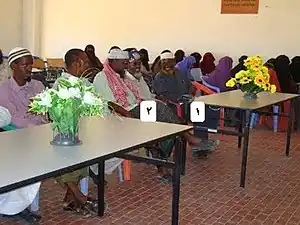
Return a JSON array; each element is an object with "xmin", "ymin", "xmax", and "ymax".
[
  {"xmin": 107, "ymin": 102, "xmax": 133, "ymax": 181},
  {"xmin": 249, "ymin": 105, "xmax": 279, "ymax": 132},
  {"xmin": 191, "ymin": 81, "xmax": 225, "ymax": 129},
  {"xmin": 200, "ymin": 76, "xmax": 221, "ymax": 93}
]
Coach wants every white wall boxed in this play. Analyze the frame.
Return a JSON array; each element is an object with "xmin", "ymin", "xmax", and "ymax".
[
  {"xmin": 22, "ymin": 0, "xmax": 42, "ymax": 56},
  {"xmin": 2, "ymin": 0, "xmax": 300, "ymax": 63},
  {"xmin": 40, "ymin": 0, "xmax": 300, "ymax": 63},
  {"xmin": 0, "ymin": 0, "xmax": 23, "ymax": 55}
]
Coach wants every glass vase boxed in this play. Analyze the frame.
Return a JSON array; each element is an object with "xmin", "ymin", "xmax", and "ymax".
[
  {"xmin": 49, "ymin": 101, "xmax": 82, "ymax": 146},
  {"xmin": 50, "ymin": 128, "xmax": 82, "ymax": 146},
  {"xmin": 243, "ymin": 92, "xmax": 258, "ymax": 100}
]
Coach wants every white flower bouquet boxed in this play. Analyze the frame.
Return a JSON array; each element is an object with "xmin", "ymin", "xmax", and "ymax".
[{"xmin": 29, "ymin": 76, "xmax": 106, "ymax": 146}]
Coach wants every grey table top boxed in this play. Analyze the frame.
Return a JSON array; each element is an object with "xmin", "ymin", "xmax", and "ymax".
[
  {"xmin": 0, "ymin": 116, "xmax": 192, "ymax": 191},
  {"xmin": 195, "ymin": 90, "xmax": 298, "ymax": 110}
]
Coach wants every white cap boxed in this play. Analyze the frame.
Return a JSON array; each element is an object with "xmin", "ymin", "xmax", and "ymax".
[
  {"xmin": 108, "ymin": 49, "xmax": 129, "ymax": 59},
  {"xmin": 8, "ymin": 47, "xmax": 32, "ymax": 66},
  {"xmin": 160, "ymin": 52, "xmax": 174, "ymax": 60}
]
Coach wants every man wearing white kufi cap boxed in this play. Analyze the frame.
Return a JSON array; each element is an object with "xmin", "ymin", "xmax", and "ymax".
[
  {"xmin": 93, "ymin": 48, "xmax": 207, "ymax": 182},
  {"xmin": 0, "ymin": 47, "xmax": 45, "ymax": 222},
  {"xmin": 90, "ymin": 48, "xmax": 128, "ymax": 183},
  {"xmin": 153, "ymin": 51, "xmax": 219, "ymax": 153}
]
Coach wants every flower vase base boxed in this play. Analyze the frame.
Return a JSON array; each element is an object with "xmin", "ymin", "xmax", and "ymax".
[
  {"xmin": 50, "ymin": 133, "xmax": 82, "ymax": 146},
  {"xmin": 243, "ymin": 92, "xmax": 258, "ymax": 100}
]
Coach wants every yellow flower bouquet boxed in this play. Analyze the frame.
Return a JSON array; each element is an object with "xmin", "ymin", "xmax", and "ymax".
[{"xmin": 226, "ymin": 56, "xmax": 276, "ymax": 99}]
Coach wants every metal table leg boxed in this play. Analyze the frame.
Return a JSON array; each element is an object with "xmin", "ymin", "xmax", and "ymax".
[
  {"xmin": 238, "ymin": 110, "xmax": 244, "ymax": 148},
  {"xmin": 180, "ymin": 139, "xmax": 186, "ymax": 175},
  {"xmin": 172, "ymin": 138, "xmax": 182, "ymax": 225},
  {"xmin": 240, "ymin": 110, "xmax": 251, "ymax": 188},
  {"xmin": 285, "ymin": 99, "xmax": 294, "ymax": 156},
  {"xmin": 97, "ymin": 161, "xmax": 105, "ymax": 216}
]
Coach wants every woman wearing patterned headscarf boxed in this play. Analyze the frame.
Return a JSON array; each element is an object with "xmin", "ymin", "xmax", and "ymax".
[{"xmin": 200, "ymin": 52, "xmax": 216, "ymax": 75}]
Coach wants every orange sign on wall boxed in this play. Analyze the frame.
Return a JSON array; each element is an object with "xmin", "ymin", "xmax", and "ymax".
[{"xmin": 221, "ymin": 0, "xmax": 259, "ymax": 14}]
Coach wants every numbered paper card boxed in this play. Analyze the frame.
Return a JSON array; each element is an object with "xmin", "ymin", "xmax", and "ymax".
[
  {"xmin": 140, "ymin": 100, "xmax": 157, "ymax": 122},
  {"xmin": 190, "ymin": 101, "xmax": 205, "ymax": 122}
]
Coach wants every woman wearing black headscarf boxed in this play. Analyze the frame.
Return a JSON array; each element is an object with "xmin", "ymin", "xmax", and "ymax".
[
  {"xmin": 231, "ymin": 55, "xmax": 247, "ymax": 77},
  {"xmin": 139, "ymin": 48, "xmax": 150, "ymax": 72},
  {"xmin": 174, "ymin": 49, "xmax": 185, "ymax": 64},
  {"xmin": 85, "ymin": 44, "xmax": 103, "ymax": 71},
  {"xmin": 274, "ymin": 55, "xmax": 297, "ymax": 93},
  {"xmin": 290, "ymin": 56, "xmax": 300, "ymax": 83}
]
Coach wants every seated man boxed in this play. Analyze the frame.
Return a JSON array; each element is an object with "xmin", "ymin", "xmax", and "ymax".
[
  {"xmin": 0, "ymin": 47, "xmax": 43, "ymax": 222},
  {"xmin": 0, "ymin": 47, "xmax": 45, "ymax": 128},
  {"xmin": 153, "ymin": 51, "xmax": 219, "ymax": 153},
  {"xmin": 93, "ymin": 49, "xmax": 204, "ymax": 181},
  {"xmin": 125, "ymin": 50, "xmax": 153, "ymax": 100},
  {"xmin": 53, "ymin": 48, "xmax": 101, "ymax": 216}
]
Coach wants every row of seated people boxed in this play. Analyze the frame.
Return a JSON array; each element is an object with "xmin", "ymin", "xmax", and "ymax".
[
  {"xmin": 169, "ymin": 52, "xmax": 297, "ymax": 131},
  {"xmin": 1, "ymin": 45, "xmax": 296, "ymax": 222},
  {"xmin": 0, "ymin": 47, "xmax": 219, "ymax": 222}
]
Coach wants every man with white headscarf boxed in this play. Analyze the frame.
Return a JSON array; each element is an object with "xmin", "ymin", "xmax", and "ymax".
[{"xmin": 0, "ymin": 105, "xmax": 41, "ymax": 222}]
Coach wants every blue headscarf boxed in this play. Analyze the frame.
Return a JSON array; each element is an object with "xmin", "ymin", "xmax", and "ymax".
[{"xmin": 175, "ymin": 56, "xmax": 196, "ymax": 79}]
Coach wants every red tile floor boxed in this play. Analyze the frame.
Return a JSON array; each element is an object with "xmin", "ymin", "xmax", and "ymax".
[{"xmin": 1, "ymin": 128, "xmax": 300, "ymax": 225}]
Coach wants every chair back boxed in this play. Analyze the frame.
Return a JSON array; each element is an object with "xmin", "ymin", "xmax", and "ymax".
[
  {"xmin": 191, "ymin": 81, "xmax": 216, "ymax": 95},
  {"xmin": 46, "ymin": 58, "xmax": 65, "ymax": 69},
  {"xmin": 33, "ymin": 58, "xmax": 46, "ymax": 70}
]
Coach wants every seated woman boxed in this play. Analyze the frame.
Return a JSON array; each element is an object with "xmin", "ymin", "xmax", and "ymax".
[
  {"xmin": 93, "ymin": 49, "xmax": 204, "ymax": 180},
  {"xmin": 274, "ymin": 55, "xmax": 297, "ymax": 94},
  {"xmin": 85, "ymin": 44, "xmax": 103, "ymax": 71},
  {"xmin": 200, "ymin": 52, "xmax": 216, "ymax": 75},
  {"xmin": 202, "ymin": 56, "xmax": 233, "ymax": 92},
  {"xmin": 175, "ymin": 55, "xmax": 196, "ymax": 81},
  {"xmin": 261, "ymin": 61, "xmax": 291, "ymax": 132},
  {"xmin": 231, "ymin": 55, "xmax": 247, "ymax": 78},
  {"xmin": 190, "ymin": 52, "xmax": 203, "ymax": 82},
  {"xmin": 174, "ymin": 49, "xmax": 185, "ymax": 64},
  {"xmin": 290, "ymin": 56, "xmax": 300, "ymax": 83},
  {"xmin": 153, "ymin": 51, "xmax": 219, "ymax": 153},
  {"xmin": 139, "ymin": 48, "xmax": 154, "ymax": 91}
]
